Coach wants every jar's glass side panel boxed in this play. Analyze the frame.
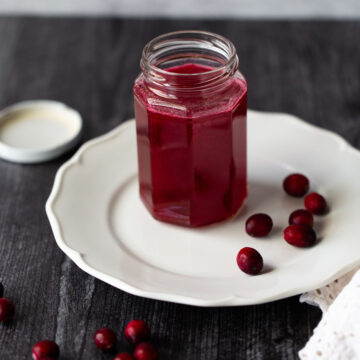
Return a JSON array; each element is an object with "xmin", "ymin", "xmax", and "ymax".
[
  {"xmin": 190, "ymin": 81, "xmax": 247, "ymax": 225},
  {"xmin": 146, "ymin": 111, "xmax": 192, "ymax": 225},
  {"xmin": 191, "ymin": 111, "xmax": 235, "ymax": 225},
  {"xmin": 134, "ymin": 91, "xmax": 153, "ymax": 209},
  {"xmin": 231, "ymin": 91, "xmax": 247, "ymax": 214},
  {"xmin": 134, "ymin": 79, "xmax": 192, "ymax": 225}
]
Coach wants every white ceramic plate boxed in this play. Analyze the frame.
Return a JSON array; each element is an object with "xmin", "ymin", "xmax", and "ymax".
[{"xmin": 46, "ymin": 110, "xmax": 360, "ymax": 306}]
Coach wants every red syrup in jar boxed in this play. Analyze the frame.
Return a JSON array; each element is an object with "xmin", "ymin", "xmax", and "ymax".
[{"xmin": 134, "ymin": 62, "xmax": 247, "ymax": 227}]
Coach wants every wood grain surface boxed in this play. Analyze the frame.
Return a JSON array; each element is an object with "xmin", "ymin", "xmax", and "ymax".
[{"xmin": 1, "ymin": 17, "xmax": 359, "ymax": 359}]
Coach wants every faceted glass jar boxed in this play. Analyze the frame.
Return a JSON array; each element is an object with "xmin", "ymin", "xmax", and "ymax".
[{"xmin": 134, "ymin": 30, "xmax": 247, "ymax": 227}]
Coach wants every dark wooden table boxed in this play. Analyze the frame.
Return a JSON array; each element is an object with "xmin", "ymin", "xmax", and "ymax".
[{"xmin": 1, "ymin": 17, "xmax": 359, "ymax": 359}]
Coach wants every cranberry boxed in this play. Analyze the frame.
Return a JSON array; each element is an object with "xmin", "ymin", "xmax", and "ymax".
[
  {"xmin": 283, "ymin": 173, "xmax": 309, "ymax": 197},
  {"xmin": 114, "ymin": 354, "xmax": 134, "ymax": 360},
  {"xmin": 133, "ymin": 342, "xmax": 159, "ymax": 360},
  {"xmin": 0, "ymin": 298, "xmax": 15, "ymax": 322},
  {"xmin": 289, "ymin": 209, "xmax": 314, "ymax": 227},
  {"xmin": 0, "ymin": 282, "xmax": 3, "ymax": 297},
  {"xmin": 125, "ymin": 320, "xmax": 151, "ymax": 345},
  {"xmin": 236, "ymin": 247, "xmax": 263, "ymax": 275},
  {"xmin": 32, "ymin": 340, "xmax": 59, "ymax": 360},
  {"xmin": 304, "ymin": 192, "xmax": 328, "ymax": 215},
  {"xmin": 283, "ymin": 225, "xmax": 316, "ymax": 247},
  {"xmin": 245, "ymin": 213, "xmax": 273, "ymax": 237},
  {"xmin": 94, "ymin": 327, "xmax": 117, "ymax": 350}
]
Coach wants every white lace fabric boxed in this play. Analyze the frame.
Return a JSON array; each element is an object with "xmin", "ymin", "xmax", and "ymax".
[{"xmin": 299, "ymin": 267, "xmax": 360, "ymax": 359}]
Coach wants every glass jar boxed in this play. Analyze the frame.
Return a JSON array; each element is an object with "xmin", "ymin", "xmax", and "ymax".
[{"xmin": 134, "ymin": 30, "xmax": 247, "ymax": 227}]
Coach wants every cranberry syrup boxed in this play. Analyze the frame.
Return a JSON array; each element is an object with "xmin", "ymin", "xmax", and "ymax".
[{"xmin": 134, "ymin": 62, "xmax": 247, "ymax": 227}]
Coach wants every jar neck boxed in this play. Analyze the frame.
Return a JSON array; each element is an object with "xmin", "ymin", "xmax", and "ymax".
[{"xmin": 140, "ymin": 31, "xmax": 239, "ymax": 96}]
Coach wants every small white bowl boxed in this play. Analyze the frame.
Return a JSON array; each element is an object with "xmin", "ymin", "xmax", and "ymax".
[{"xmin": 0, "ymin": 100, "xmax": 83, "ymax": 164}]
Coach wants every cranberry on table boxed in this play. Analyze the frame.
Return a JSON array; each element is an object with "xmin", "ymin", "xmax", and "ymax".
[
  {"xmin": 283, "ymin": 173, "xmax": 309, "ymax": 197},
  {"xmin": 0, "ymin": 298, "xmax": 15, "ymax": 322},
  {"xmin": 94, "ymin": 327, "xmax": 117, "ymax": 350},
  {"xmin": 245, "ymin": 213, "xmax": 273, "ymax": 237},
  {"xmin": 32, "ymin": 340, "xmax": 59, "ymax": 360},
  {"xmin": 0, "ymin": 282, "xmax": 3, "ymax": 297},
  {"xmin": 289, "ymin": 209, "xmax": 314, "ymax": 227},
  {"xmin": 125, "ymin": 320, "xmax": 151, "ymax": 345},
  {"xmin": 236, "ymin": 247, "xmax": 263, "ymax": 275},
  {"xmin": 114, "ymin": 353, "xmax": 134, "ymax": 360},
  {"xmin": 133, "ymin": 342, "xmax": 159, "ymax": 360},
  {"xmin": 283, "ymin": 225, "xmax": 317, "ymax": 247},
  {"xmin": 304, "ymin": 192, "xmax": 328, "ymax": 215}
]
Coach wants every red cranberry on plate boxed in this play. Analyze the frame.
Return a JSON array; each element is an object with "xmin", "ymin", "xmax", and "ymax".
[
  {"xmin": 283, "ymin": 173, "xmax": 309, "ymax": 197},
  {"xmin": 304, "ymin": 192, "xmax": 328, "ymax": 215},
  {"xmin": 0, "ymin": 298, "xmax": 15, "ymax": 322},
  {"xmin": 94, "ymin": 327, "xmax": 117, "ymax": 350},
  {"xmin": 125, "ymin": 320, "xmax": 151, "ymax": 345},
  {"xmin": 133, "ymin": 342, "xmax": 159, "ymax": 360},
  {"xmin": 289, "ymin": 209, "xmax": 314, "ymax": 227},
  {"xmin": 114, "ymin": 353, "xmax": 134, "ymax": 360},
  {"xmin": 32, "ymin": 340, "xmax": 59, "ymax": 360},
  {"xmin": 236, "ymin": 247, "xmax": 263, "ymax": 275},
  {"xmin": 283, "ymin": 225, "xmax": 317, "ymax": 247},
  {"xmin": 0, "ymin": 282, "xmax": 3, "ymax": 297},
  {"xmin": 245, "ymin": 213, "xmax": 273, "ymax": 237}
]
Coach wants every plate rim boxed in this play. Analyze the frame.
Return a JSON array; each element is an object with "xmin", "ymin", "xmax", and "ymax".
[{"xmin": 46, "ymin": 110, "xmax": 360, "ymax": 306}]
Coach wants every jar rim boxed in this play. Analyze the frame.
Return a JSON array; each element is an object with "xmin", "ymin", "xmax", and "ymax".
[{"xmin": 141, "ymin": 30, "xmax": 238, "ymax": 77}]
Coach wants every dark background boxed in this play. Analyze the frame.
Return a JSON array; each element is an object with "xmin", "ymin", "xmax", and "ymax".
[{"xmin": 1, "ymin": 17, "xmax": 360, "ymax": 359}]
